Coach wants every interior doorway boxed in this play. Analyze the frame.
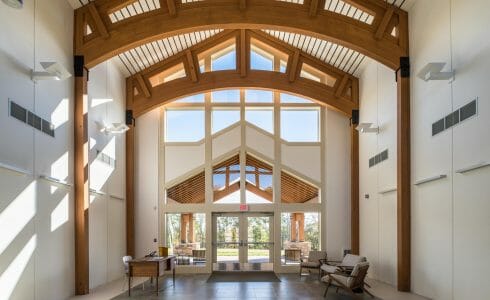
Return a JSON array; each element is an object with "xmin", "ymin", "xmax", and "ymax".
[{"xmin": 212, "ymin": 212, "xmax": 274, "ymax": 271}]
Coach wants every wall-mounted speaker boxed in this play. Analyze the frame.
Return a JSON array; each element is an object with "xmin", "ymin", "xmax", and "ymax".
[
  {"xmin": 126, "ymin": 110, "xmax": 134, "ymax": 126},
  {"xmin": 352, "ymin": 110, "xmax": 359, "ymax": 125}
]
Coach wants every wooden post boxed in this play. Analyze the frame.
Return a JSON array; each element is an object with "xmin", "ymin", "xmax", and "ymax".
[
  {"xmin": 290, "ymin": 213, "xmax": 297, "ymax": 242},
  {"xmin": 126, "ymin": 78, "xmax": 135, "ymax": 257},
  {"xmin": 188, "ymin": 213, "xmax": 194, "ymax": 243},
  {"xmin": 351, "ymin": 121, "xmax": 360, "ymax": 255},
  {"xmin": 74, "ymin": 55, "xmax": 89, "ymax": 295},
  {"xmin": 297, "ymin": 213, "xmax": 305, "ymax": 242},
  {"xmin": 397, "ymin": 57, "xmax": 411, "ymax": 292},
  {"xmin": 180, "ymin": 214, "xmax": 188, "ymax": 243}
]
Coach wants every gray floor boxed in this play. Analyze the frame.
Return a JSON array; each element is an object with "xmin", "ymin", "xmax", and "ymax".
[{"xmin": 112, "ymin": 273, "xmax": 380, "ymax": 300}]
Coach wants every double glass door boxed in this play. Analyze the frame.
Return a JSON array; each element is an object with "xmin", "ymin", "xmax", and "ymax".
[{"xmin": 212, "ymin": 212, "xmax": 273, "ymax": 271}]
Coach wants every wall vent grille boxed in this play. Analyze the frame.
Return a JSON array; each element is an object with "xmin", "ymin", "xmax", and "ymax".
[
  {"xmin": 9, "ymin": 100, "xmax": 55, "ymax": 137},
  {"xmin": 432, "ymin": 99, "xmax": 478, "ymax": 136},
  {"xmin": 369, "ymin": 149, "xmax": 388, "ymax": 168}
]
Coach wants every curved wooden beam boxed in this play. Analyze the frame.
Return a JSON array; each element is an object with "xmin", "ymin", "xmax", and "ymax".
[
  {"xmin": 75, "ymin": 0, "xmax": 408, "ymax": 69},
  {"xmin": 131, "ymin": 70, "xmax": 357, "ymax": 117}
]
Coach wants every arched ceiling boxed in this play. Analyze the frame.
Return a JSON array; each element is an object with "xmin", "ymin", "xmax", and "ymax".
[{"xmin": 72, "ymin": 0, "xmax": 411, "ymax": 70}]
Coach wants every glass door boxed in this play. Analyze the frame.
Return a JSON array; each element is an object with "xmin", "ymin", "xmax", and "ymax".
[{"xmin": 213, "ymin": 212, "xmax": 273, "ymax": 271}]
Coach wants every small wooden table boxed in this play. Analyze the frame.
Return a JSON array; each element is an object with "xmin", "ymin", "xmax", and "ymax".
[{"xmin": 128, "ymin": 256, "xmax": 176, "ymax": 296}]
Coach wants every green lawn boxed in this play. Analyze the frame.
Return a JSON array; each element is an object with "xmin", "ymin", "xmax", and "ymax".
[{"xmin": 217, "ymin": 249, "xmax": 269, "ymax": 256}]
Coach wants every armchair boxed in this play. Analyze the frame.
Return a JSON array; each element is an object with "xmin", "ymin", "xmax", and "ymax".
[
  {"xmin": 299, "ymin": 250, "xmax": 327, "ymax": 279},
  {"xmin": 322, "ymin": 261, "xmax": 373, "ymax": 299},
  {"xmin": 320, "ymin": 254, "xmax": 366, "ymax": 277}
]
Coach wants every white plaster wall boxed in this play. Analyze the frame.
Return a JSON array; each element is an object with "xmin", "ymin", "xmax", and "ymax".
[
  {"xmin": 0, "ymin": 1, "xmax": 75, "ymax": 299},
  {"xmin": 357, "ymin": 1, "xmax": 490, "ymax": 298},
  {"xmin": 165, "ymin": 144, "xmax": 205, "ymax": 183},
  {"xmin": 87, "ymin": 60, "xmax": 127, "ymax": 290},
  {"xmin": 358, "ymin": 60, "xmax": 398, "ymax": 285},
  {"xmin": 281, "ymin": 145, "xmax": 321, "ymax": 182},
  {"xmin": 324, "ymin": 109, "xmax": 352, "ymax": 261},
  {"xmin": 134, "ymin": 110, "xmax": 160, "ymax": 258}
]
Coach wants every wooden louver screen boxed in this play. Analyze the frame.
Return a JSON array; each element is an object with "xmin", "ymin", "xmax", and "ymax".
[
  {"xmin": 281, "ymin": 171, "xmax": 318, "ymax": 203},
  {"xmin": 167, "ymin": 171, "xmax": 205, "ymax": 204}
]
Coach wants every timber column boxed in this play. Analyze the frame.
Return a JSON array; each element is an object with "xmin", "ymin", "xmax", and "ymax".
[{"xmin": 74, "ymin": 55, "xmax": 89, "ymax": 295}]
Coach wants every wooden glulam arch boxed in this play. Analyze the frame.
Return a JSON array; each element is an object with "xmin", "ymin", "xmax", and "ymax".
[
  {"xmin": 73, "ymin": 0, "xmax": 411, "ymax": 295},
  {"xmin": 127, "ymin": 29, "xmax": 359, "ymax": 118},
  {"xmin": 74, "ymin": 0, "xmax": 408, "ymax": 70}
]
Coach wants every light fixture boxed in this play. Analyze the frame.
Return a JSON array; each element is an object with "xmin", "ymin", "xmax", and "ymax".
[
  {"xmin": 31, "ymin": 62, "xmax": 72, "ymax": 82},
  {"xmin": 96, "ymin": 121, "xmax": 130, "ymax": 134},
  {"xmin": 2, "ymin": 0, "xmax": 23, "ymax": 9},
  {"xmin": 417, "ymin": 62, "xmax": 454, "ymax": 82},
  {"xmin": 355, "ymin": 123, "xmax": 379, "ymax": 134}
]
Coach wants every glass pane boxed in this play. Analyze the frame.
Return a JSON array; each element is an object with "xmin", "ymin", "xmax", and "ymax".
[
  {"xmin": 247, "ymin": 216, "xmax": 271, "ymax": 263},
  {"xmin": 281, "ymin": 109, "xmax": 319, "ymax": 142},
  {"xmin": 211, "ymin": 89, "xmax": 240, "ymax": 103},
  {"xmin": 212, "ymin": 108, "xmax": 240, "ymax": 133},
  {"xmin": 166, "ymin": 109, "xmax": 204, "ymax": 142},
  {"xmin": 280, "ymin": 93, "xmax": 314, "ymax": 104},
  {"xmin": 280, "ymin": 60, "xmax": 287, "ymax": 73},
  {"xmin": 212, "ymin": 45, "xmax": 236, "ymax": 71},
  {"xmin": 216, "ymin": 216, "xmax": 240, "ymax": 263},
  {"xmin": 251, "ymin": 48, "xmax": 273, "ymax": 71},
  {"xmin": 166, "ymin": 213, "xmax": 206, "ymax": 266},
  {"xmin": 245, "ymin": 89, "xmax": 273, "ymax": 103},
  {"xmin": 174, "ymin": 94, "xmax": 205, "ymax": 103},
  {"xmin": 281, "ymin": 212, "xmax": 320, "ymax": 265},
  {"xmin": 245, "ymin": 108, "xmax": 274, "ymax": 133}
]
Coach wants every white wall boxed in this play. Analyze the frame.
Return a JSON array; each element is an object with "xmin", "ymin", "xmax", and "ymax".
[
  {"xmin": 87, "ymin": 60, "xmax": 127, "ymax": 290},
  {"xmin": 358, "ymin": 59, "xmax": 398, "ymax": 285},
  {"xmin": 0, "ymin": 0, "xmax": 127, "ymax": 297},
  {"xmin": 358, "ymin": 0, "xmax": 490, "ymax": 298},
  {"xmin": 0, "ymin": 1, "xmax": 75, "ymax": 299},
  {"xmin": 325, "ymin": 109, "xmax": 352, "ymax": 261},
  {"xmin": 134, "ymin": 110, "xmax": 160, "ymax": 258}
]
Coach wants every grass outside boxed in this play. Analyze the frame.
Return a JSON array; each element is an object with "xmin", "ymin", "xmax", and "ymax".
[{"xmin": 217, "ymin": 248, "xmax": 269, "ymax": 256}]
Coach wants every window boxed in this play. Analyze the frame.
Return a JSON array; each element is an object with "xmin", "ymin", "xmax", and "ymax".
[
  {"xmin": 300, "ymin": 63, "xmax": 337, "ymax": 87},
  {"xmin": 245, "ymin": 108, "xmax": 274, "ymax": 133},
  {"xmin": 281, "ymin": 109, "xmax": 319, "ymax": 142},
  {"xmin": 174, "ymin": 94, "xmax": 205, "ymax": 103},
  {"xmin": 211, "ymin": 89, "xmax": 240, "ymax": 103},
  {"xmin": 165, "ymin": 109, "xmax": 205, "ymax": 142},
  {"xmin": 245, "ymin": 89, "xmax": 273, "ymax": 103},
  {"xmin": 148, "ymin": 63, "xmax": 186, "ymax": 87},
  {"xmin": 279, "ymin": 60, "xmax": 287, "ymax": 73},
  {"xmin": 281, "ymin": 212, "xmax": 320, "ymax": 265},
  {"xmin": 213, "ymin": 155, "xmax": 241, "ymax": 204},
  {"xmin": 211, "ymin": 44, "xmax": 236, "ymax": 71},
  {"xmin": 280, "ymin": 93, "xmax": 314, "ymax": 104},
  {"xmin": 245, "ymin": 155, "xmax": 273, "ymax": 204},
  {"xmin": 166, "ymin": 213, "xmax": 206, "ymax": 265},
  {"xmin": 251, "ymin": 45, "xmax": 273, "ymax": 71},
  {"xmin": 212, "ymin": 108, "xmax": 240, "ymax": 133}
]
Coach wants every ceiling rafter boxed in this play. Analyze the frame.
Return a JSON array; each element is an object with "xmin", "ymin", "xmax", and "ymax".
[
  {"xmin": 127, "ymin": 28, "xmax": 359, "ymax": 117},
  {"xmin": 74, "ymin": 0, "xmax": 408, "ymax": 70}
]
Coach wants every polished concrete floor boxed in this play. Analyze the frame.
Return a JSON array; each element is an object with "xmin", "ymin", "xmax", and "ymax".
[{"xmin": 101, "ymin": 273, "xmax": 427, "ymax": 300}]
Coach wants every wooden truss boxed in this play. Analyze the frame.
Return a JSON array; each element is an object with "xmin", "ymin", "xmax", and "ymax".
[
  {"xmin": 167, "ymin": 153, "xmax": 318, "ymax": 204},
  {"xmin": 127, "ymin": 29, "xmax": 359, "ymax": 117},
  {"xmin": 74, "ymin": 0, "xmax": 408, "ymax": 70}
]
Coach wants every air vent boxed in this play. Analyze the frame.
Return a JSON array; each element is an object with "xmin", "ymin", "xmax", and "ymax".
[
  {"xmin": 432, "ymin": 98, "xmax": 478, "ymax": 136},
  {"xmin": 96, "ymin": 150, "xmax": 116, "ymax": 168},
  {"xmin": 9, "ymin": 100, "xmax": 55, "ymax": 137},
  {"xmin": 369, "ymin": 149, "xmax": 388, "ymax": 168},
  {"xmin": 460, "ymin": 99, "xmax": 477, "ymax": 122}
]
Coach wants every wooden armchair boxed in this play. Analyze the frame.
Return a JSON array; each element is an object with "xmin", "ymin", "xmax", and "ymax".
[
  {"xmin": 322, "ymin": 262, "xmax": 374, "ymax": 299},
  {"xmin": 299, "ymin": 250, "xmax": 327, "ymax": 279},
  {"xmin": 320, "ymin": 254, "xmax": 367, "ymax": 277}
]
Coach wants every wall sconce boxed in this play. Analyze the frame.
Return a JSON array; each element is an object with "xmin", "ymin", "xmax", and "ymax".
[
  {"xmin": 417, "ymin": 62, "xmax": 454, "ymax": 82},
  {"xmin": 32, "ymin": 62, "xmax": 72, "ymax": 82},
  {"xmin": 355, "ymin": 123, "xmax": 379, "ymax": 134},
  {"xmin": 96, "ymin": 121, "xmax": 130, "ymax": 134}
]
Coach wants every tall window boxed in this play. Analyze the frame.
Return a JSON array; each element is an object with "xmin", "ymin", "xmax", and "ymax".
[
  {"xmin": 166, "ymin": 213, "xmax": 206, "ymax": 265},
  {"xmin": 281, "ymin": 108, "xmax": 320, "ymax": 142},
  {"xmin": 245, "ymin": 108, "xmax": 274, "ymax": 133},
  {"xmin": 212, "ymin": 108, "xmax": 240, "ymax": 134},
  {"xmin": 165, "ymin": 109, "xmax": 205, "ymax": 142}
]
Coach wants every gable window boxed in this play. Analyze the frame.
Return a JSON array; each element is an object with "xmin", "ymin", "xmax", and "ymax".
[
  {"xmin": 165, "ymin": 109, "xmax": 205, "ymax": 142},
  {"xmin": 212, "ymin": 108, "xmax": 240, "ymax": 134},
  {"xmin": 245, "ymin": 107, "xmax": 274, "ymax": 134},
  {"xmin": 281, "ymin": 108, "xmax": 319, "ymax": 142},
  {"xmin": 245, "ymin": 89, "xmax": 273, "ymax": 103}
]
